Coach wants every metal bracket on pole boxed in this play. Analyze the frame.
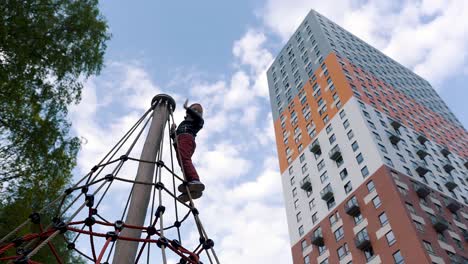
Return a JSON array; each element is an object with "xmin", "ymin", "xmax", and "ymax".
[{"xmin": 112, "ymin": 94, "xmax": 175, "ymax": 264}]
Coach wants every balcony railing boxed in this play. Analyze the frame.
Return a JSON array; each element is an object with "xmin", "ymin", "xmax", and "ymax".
[
  {"xmin": 416, "ymin": 148, "xmax": 429, "ymax": 159},
  {"xmin": 328, "ymin": 145, "xmax": 342, "ymax": 161},
  {"xmin": 443, "ymin": 163, "xmax": 455, "ymax": 173},
  {"xmin": 390, "ymin": 119, "xmax": 402, "ymax": 130},
  {"xmin": 300, "ymin": 177, "xmax": 312, "ymax": 192},
  {"xmin": 388, "ymin": 132, "xmax": 401, "ymax": 145},
  {"xmin": 354, "ymin": 232, "xmax": 371, "ymax": 250},
  {"xmin": 413, "ymin": 162, "xmax": 429, "ymax": 176},
  {"xmin": 320, "ymin": 184, "xmax": 334, "ymax": 201},
  {"xmin": 311, "ymin": 232, "xmax": 324, "ymax": 246},
  {"xmin": 309, "ymin": 139, "xmax": 321, "ymax": 154},
  {"xmin": 417, "ymin": 134, "xmax": 428, "ymax": 144},
  {"xmin": 440, "ymin": 147, "xmax": 451, "ymax": 157},
  {"xmin": 444, "ymin": 176, "xmax": 457, "ymax": 191},
  {"xmin": 414, "ymin": 183, "xmax": 430, "ymax": 198},
  {"xmin": 445, "ymin": 199, "xmax": 461, "ymax": 213},
  {"xmin": 431, "ymin": 216, "xmax": 449, "ymax": 232},
  {"xmin": 345, "ymin": 198, "xmax": 360, "ymax": 216}
]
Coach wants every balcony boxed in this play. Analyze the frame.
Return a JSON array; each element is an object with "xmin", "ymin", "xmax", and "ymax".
[
  {"xmin": 416, "ymin": 148, "xmax": 429, "ymax": 159},
  {"xmin": 354, "ymin": 232, "xmax": 371, "ymax": 250},
  {"xmin": 440, "ymin": 147, "xmax": 451, "ymax": 157},
  {"xmin": 445, "ymin": 199, "xmax": 460, "ymax": 213},
  {"xmin": 444, "ymin": 176, "xmax": 458, "ymax": 191},
  {"xmin": 328, "ymin": 145, "xmax": 342, "ymax": 161},
  {"xmin": 300, "ymin": 177, "xmax": 312, "ymax": 192},
  {"xmin": 443, "ymin": 163, "xmax": 455, "ymax": 173},
  {"xmin": 390, "ymin": 119, "xmax": 402, "ymax": 130},
  {"xmin": 463, "ymin": 231, "xmax": 468, "ymax": 242},
  {"xmin": 388, "ymin": 132, "xmax": 401, "ymax": 145},
  {"xmin": 464, "ymin": 160, "xmax": 468, "ymax": 170},
  {"xmin": 320, "ymin": 184, "xmax": 334, "ymax": 201},
  {"xmin": 309, "ymin": 139, "xmax": 321, "ymax": 155},
  {"xmin": 345, "ymin": 198, "xmax": 360, "ymax": 216},
  {"xmin": 417, "ymin": 134, "xmax": 428, "ymax": 144},
  {"xmin": 414, "ymin": 183, "xmax": 430, "ymax": 198},
  {"xmin": 431, "ymin": 216, "xmax": 449, "ymax": 233},
  {"xmin": 414, "ymin": 162, "xmax": 429, "ymax": 176},
  {"xmin": 311, "ymin": 232, "xmax": 324, "ymax": 246}
]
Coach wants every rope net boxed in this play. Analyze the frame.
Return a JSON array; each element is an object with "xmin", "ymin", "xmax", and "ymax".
[{"xmin": 0, "ymin": 96, "xmax": 219, "ymax": 264}]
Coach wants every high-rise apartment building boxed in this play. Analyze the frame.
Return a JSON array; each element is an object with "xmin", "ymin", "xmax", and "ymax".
[{"xmin": 267, "ymin": 10, "xmax": 467, "ymax": 264}]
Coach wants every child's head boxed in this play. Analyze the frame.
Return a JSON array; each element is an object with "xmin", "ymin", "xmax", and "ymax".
[{"xmin": 189, "ymin": 103, "xmax": 203, "ymax": 117}]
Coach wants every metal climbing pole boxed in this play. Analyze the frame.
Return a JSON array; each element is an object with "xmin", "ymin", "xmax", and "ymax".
[{"xmin": 112, "ymin": 94, "xmax": 175, "ymax": 264}]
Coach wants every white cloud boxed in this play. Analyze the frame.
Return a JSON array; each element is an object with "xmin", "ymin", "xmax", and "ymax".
[{"xmin": 233, "ymin": 29, "xmax": 274, "ymax": 76}]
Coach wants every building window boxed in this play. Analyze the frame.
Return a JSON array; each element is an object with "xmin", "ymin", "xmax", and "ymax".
[
  {"xmin": 300, "ymin": 153, "xmax": 306, "ymax": 163},
  {"xmin": 393, "ymin": 250, "xmax": 404, "ymax": 264},
  {"xmin": 327, "ymin": 197, "xmax": 336, "ymax": 209},
  {"xmin": 422, "ymin": 240, "xmax": 434, "ymax": 254},
  {"xmin": 347, "ymin": 130, "xmax": 354, "ymax": 139},
  {"xmin": 344, "ymin": 181, "xmax": 353, "ymax": 194},
  {"xmin": 343, "ymin": 119, "xmax": 350, "ymax": 129},
  {"xmin": 309, "ymin": 199, "xmax": 316, "ymax": 210},
  {"xmin": 319, "ymin": 258, "xmax": 328, "ymax": 264},
  {"xmin": 372, "ymin": 196, "xmax": 382, "ymax": 208},
  {"xmin": 297, "ymin": 211, "xmax": 302, "ymax": 222},
  {"xmin": 352, "ymin": 141, "xmax": 359, "ymax": 151},
  {"xmin": 317, "ymin": 160, "xmax": 325, "ymax": 171},
  {"xmin": 329, "ymin": 134, "xmax": 336, "ymax": 144},
  {"xmin": 329, "ymin": 212, "xmax": 340, "ymax": 226},
  {"xmin": 320, "ymin": 171, "xmax": 329, "ymax": 183},
  {"xmin": 366, "ymin": 181, "xmax": 375, "ymax": 192},
  {"xmin": 294, "ymin": 199, "xmax": 299, "ymax": 209},
  {"xmin": 334, "ymin": 226, "xmax": 345, "ymax": 241},
  {"xmin": 299, "ymin": 225, "xmax": 304, "ymax": 236},
  {"xmin": 339, "ymin": 110, "xmax": 346, "ymax": 119},
  {"xmin": 384, "ymin": 156, "xmax": 394, "ymax": 167},
  {"xmin": 326, "ymin": 124, "xmax": 333, "ymax": 134},
  {"xmin": 290, "ymin": 177, "xmax": 295, "ymax": 186},
  {"xmin": 304, "ymin": 255, "xmax": 310, "ymax": 264},
  {"xmin": 373, "ymin": 131, "xmax": 382, "ymax": 141},
  {"xmin": 379, "ymin": 212, "xmax": 388, "ymax": 226},
  {"xmin": 312, "ymin": 213, "xmax": 318, "ymax": 224},
  {"xmin": 293, "ymin": 187, "xmax": 298, "ymax": 197},
  {"xmin": 413, "ymin": 220, "xmax": 424, "ymax": 231},
  {"xmin": 340, "ymin": 168, "xmax": 348, "ymax": 180},
  {"xmin": 361, "ymin": 166, "xmax": 369, "ymax": 177},
  {"xmin": 337, "ymin": 243, "xmax": 349, "ymax": 260},
  {"xmin": 378, "ymin": 143, "xmax": 387, "ymax": 153},
  {"xmin": 386, "ymin": 230, "xmax": 396, "ymax": 245},
  {"xmin": 405, "ymin": 202, "xmax": 415, "ymax": 213},
  {"xmin": 453, "ymin": 238, "xmax": 463, "ymax": 250},
  {"xmin": 301, "ymin": 240, "xmax": 308, "ymax": 251},
  {"xmin": 354, "ymin": 212, "xmax": 363, "ymax": 224},
  {"xmin": 302, "ymin": 163, "xmax": 308, "ymax": 173},
  {"xmin": 364, "ymin": 246, "xmax": 375, "ymax": 261},
  {"xmin": 356, "ymin": 153, "xmax": 364, "ymax": 164},
  {"xmin": 318, "ymin": 245, "xmax": 327, "ymax": 255}
]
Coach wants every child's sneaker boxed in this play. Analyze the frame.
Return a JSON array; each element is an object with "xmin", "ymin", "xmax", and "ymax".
[
  {"xmin": 178, "ymin": 180, "xmax": 205, "ymax": 193},
  {"xmin": 178, "ymin": 191, "xmax": 203, "ymax": 203}
]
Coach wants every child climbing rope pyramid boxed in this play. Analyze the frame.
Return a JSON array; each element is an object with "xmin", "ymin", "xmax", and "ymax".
[{"xmin": 170, "ymin": 99, "xmax": 205, "ymax": 203}]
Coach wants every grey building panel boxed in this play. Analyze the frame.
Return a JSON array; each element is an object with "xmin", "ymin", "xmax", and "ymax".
[{"xmin": 267, "ymin": 11, "xmax": 333, "ymax": 121}]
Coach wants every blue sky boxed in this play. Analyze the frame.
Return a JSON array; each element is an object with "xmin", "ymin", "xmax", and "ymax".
[{"xmin": 67, "ymin": 1, "xmax": 467, "ymax": 263}]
